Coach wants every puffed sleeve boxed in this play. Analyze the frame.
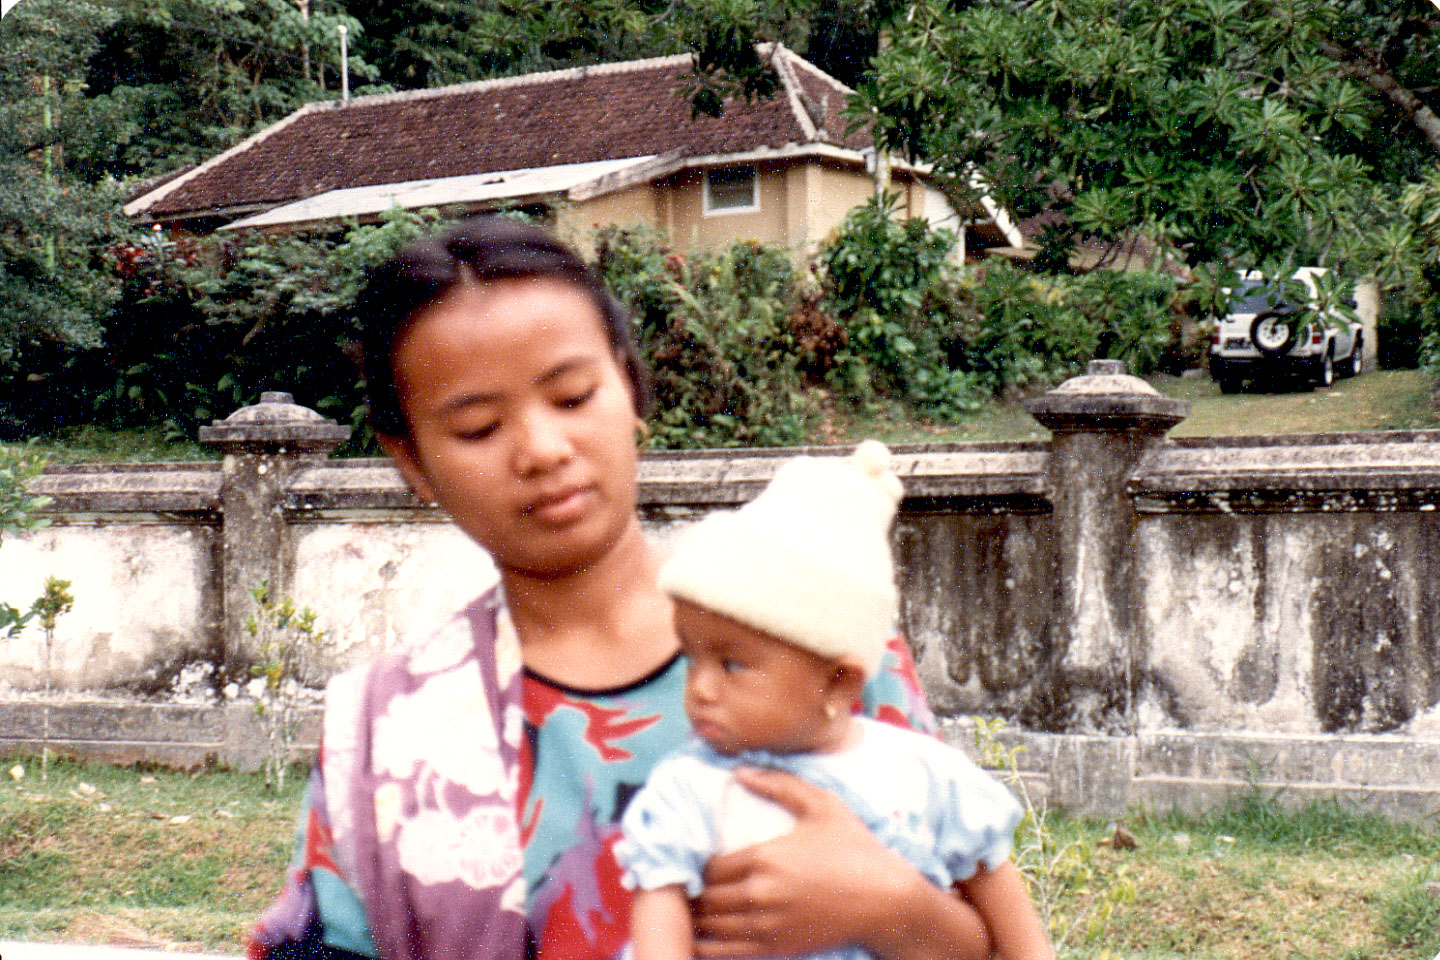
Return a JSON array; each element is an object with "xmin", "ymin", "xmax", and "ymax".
[
  {"xmin": 615, "ymin": 751, "xmax": 719, "ymax": 898},
  {"xmin": 933, "ymin": 752, "xmax": 1024, "ymax": 884}
]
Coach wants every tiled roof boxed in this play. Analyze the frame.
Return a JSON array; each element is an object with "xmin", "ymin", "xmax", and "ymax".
[{"xmin": 129, "ymin": 46, "xmax": 869, "ymax": 223}]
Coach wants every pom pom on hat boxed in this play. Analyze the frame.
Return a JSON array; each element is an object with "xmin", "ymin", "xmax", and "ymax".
[
  {"xmin": 658, "ymin": 441, "xmax": 904, "ymax": 676},
  {"xmin": 853, "ymin": 439, "xmax": 904, "ymax": 505}
]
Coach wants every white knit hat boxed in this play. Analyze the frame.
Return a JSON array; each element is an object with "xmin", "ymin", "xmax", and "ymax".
[{"xmin": 658, "ymin": 440, "xmax": 904, "ymax": 677}]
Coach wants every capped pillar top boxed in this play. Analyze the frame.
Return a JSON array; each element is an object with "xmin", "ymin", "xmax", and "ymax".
[
  {"xmin": 198, "ymin": 391, "xmax": 352, "ymax": 456},
  {"xmin": 1025, "ymin": 360, "xmax": 1190, "ymax": 434}
]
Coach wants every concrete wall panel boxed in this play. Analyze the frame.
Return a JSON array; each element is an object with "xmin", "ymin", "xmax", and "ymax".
[
  {"xmin": 290, "ymin": 520, "xmax": 497, "ymax": 673},
  {"xmin": 0, "ymin": 522, "xmax": 217, "ymax": 693}
]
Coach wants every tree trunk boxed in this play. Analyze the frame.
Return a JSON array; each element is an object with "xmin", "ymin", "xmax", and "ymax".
[
  {"xmin": 296, "ymin": 0, "xmax": 311, "ymax": 83},
  {"xmin": 1320, "ymin": 39, "xmax": 1440, "ymax": 155}
]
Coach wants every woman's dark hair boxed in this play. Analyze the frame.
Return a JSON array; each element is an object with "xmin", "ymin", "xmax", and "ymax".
[{"xmin": 357, "ymin": 217, "xmax": 653, "ymax": 436}]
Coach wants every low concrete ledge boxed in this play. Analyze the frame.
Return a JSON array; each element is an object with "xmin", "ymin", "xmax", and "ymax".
[
  {"xmin": 1131, "ymin": 431, "xmax": 1440, "ymax": 512},
  {"xmin": 285, "ymin": 459, "xmax": 432, "ymax": 515},
  {"xmin": 0, "ymin": 700, "xmax": 320, "ymax": 771},
  {"xmin": 638, "ymin": 442, "xmax": 1050, "ymax": 507},
  {"xmin": 940, "ymin": 722, "xmax": 1440, "ymax": 823},
  {"xmin": 25, "ymin": 442, "xmax": 1050, "ymax": 523},
  {"xmin": 33, "ymin": 462, "xmax": 221, "ymax": 518},
  {"xmin": 5, "ymin": 705, "xmax": 1439, "ymax": 821}
]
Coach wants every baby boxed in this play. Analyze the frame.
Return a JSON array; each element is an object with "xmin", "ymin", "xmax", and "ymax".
[{"xmin": 617, "ymin": 441, "xmax": 1053, "ymax": 960}]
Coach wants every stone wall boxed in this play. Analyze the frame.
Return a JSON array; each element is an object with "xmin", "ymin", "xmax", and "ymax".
[{"xmin": 4, "ymin": 372, "xmax": 1440, "ymax": 819}]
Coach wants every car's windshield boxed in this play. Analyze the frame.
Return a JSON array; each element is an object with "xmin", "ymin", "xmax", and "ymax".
[{"xmin": 1230, "ymin": 283, "xmax": 1297, "ymax": 314}]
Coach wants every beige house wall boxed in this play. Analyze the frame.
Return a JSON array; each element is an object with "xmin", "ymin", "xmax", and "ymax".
[
  {"xmin": 796, "ymin": 162, "xmax": 874, "ymax": 251},
  {"xmin": 560, "ymin": 159, "xmax": 928, "ymax": 260},
  {"xmin": 556, "ymin": 184, "xmax": 661, "ymax": 253},
  {"xmin": 663, "ymin": 163, "xmax": 791, "ymax": 252}
]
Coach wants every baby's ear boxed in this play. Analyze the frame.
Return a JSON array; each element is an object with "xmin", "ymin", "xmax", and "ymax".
[{"xmin": 829, "ymin": 657, "xmax": 868, "ymax": 702}]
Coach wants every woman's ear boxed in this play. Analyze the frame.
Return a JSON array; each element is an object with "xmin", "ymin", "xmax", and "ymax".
[
  {"xmin": 377, "ymin": 433, "xmax": 438, "ymax": 504},
  {"xmin": 615, "ymin": 348, "xmax": 640, "ymax": 415}
]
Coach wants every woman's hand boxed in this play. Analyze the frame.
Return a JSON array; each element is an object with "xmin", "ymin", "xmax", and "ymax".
[{"xmin": 691, "ymin": 767, "xmax": 993, "ymax": 960}]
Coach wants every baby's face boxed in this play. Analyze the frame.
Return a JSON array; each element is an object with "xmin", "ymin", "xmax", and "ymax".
[{"xmin": 674, "ymin": 600, "xmax": 847, "ymax": 756}]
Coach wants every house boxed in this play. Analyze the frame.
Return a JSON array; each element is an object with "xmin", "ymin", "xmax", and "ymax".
[{"xmin": 124, "ymin": 45, "xmax": 1022, "ymax": 258}]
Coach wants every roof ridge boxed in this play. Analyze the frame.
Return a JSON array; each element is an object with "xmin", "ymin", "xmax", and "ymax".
[
  {"xmin": 783, "ymin": 51, "xmax": 858, "ymax": 97},
  {"xmin": 302, "ymin": 52, "xmax": 698, "ymax": 114},
  {"xmin": 768, "ymin": 44, "xmax": 819, "ymax": 143}
]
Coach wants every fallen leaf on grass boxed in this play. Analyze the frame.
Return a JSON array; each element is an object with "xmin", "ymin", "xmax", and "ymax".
[
  {"xmin": 1097, "ymin": 823, "xmax": 1139, "ymax": 850},
  {"xmin": 8, "ymin": 764, "xmax": 23, "ymax": 781},
  {"xmin": 140, "ymin": 775, "xmax": 156, "ymax": 784},
  {"xmin": 169, "ymin": 814, "xmax": 193, "ymax": 824}
]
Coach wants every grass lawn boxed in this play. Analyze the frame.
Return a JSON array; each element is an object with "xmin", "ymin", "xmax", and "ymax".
[
  {"xmin": 2, "ymin": 756, "xmax": 1437, "ymax": 958},
  {"xmin": 836, "ymin": 368, "xmax": 1440, "ymax": 446},
  {"xmin": 1162, "ymin": 368, "xmax": 1440, "ymax": 438},
  {"xmin": 23, "ymin": 425, "xmax": 220, "ymax": 464},
  {"xmin": 0, "ymin": 756, "xmax": 302, "ymax": 953}
]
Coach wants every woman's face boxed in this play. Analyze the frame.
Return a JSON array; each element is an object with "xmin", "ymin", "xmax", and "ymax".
[{"xmin": 380, "ymin": 276, "xmax": 641, "ymax": 578}]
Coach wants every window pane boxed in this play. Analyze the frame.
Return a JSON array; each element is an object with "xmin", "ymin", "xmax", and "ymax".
[{"xmin": 707, "ymin": 167, "xmax": 755, "ymax": 210}]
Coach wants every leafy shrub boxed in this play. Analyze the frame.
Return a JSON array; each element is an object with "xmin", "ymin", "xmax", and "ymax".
[
  {"xmin": 1053, "ymin": 269, "xmax": 1178, "ymax": 375},
  {"xmin": 596, "ymin": 227, "xmax": 822, "ymax": 448},
  {"xmin": 953, "ymin": 262, "xmax": 1087, "ymax": 392},
  {"xmin": 0, "ymin": 208, "xmax": 441, "ymax": 450},
  {"xmin": 0, "ymin": 445, "xmax": 53, "ymax": 639},
  {"xmin": 820, "ymin": 199, "xmax": 981, "ymax": 419},
  {"xmin": 5, "ymin": 202, "xmax": 1196, "ymax": 454},
  {"xmin": 1381, "ymin": 296, "xmax": 1432, "ymax": 370},
  {"xmin": 955, "ymin": 261, "xmax": 1179, "ymax": 391}
]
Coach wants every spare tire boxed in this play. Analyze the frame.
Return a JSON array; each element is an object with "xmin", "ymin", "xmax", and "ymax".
[{"xmin": 1250, "ymin": 310, "xmax": 1299, "ymax": 357}]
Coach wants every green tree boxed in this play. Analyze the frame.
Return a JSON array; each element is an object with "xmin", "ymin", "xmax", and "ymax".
[
  {"xmin": 658, "ymin": 0, "xmax": 1436, "ymax": 284},
  {"xmin": 847, "ymin": 0, "xmax": 1420, "ymax": 273},
  {"xmin": 75, "ymin": 0, "xmax": 379, "ymax": 180},
  {"xmin": 0, "ymin": 0, "xmax": 128, "ymax": 360}
]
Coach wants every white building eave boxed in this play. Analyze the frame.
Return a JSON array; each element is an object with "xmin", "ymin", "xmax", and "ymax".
[{"xmin": 222, "ymin": 157, "xmax": 660, "ymax": 230}]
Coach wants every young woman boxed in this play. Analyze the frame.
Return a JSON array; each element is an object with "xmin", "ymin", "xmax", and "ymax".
[{"xmin": 250, "ymin": 218, "xmax": 997, "ymax": 960}]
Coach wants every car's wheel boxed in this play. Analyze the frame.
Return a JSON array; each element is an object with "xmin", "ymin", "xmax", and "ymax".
[
  {"xmin": 1217, "ymin": 375, "xmax": 1243, "ymax": 394},
  {"xmin": 1314, "ymin": 351, "xmax": 1334, "ymax": 389},
  {"xmin": 1251, "ymin": 311, "xmax": 1298, "ymax": 357}
]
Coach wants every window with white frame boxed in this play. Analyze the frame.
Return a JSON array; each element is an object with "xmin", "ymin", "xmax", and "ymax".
[{"xmin": 703, "ymin": 166, "xmax": 758, "ymax": 214}]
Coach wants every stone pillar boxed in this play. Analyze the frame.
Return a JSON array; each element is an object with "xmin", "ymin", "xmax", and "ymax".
[
  {"xmin": 1025, "ymin": 361, "xmax": 1189, "ymax": 732},
  {"xmin": 198, "ymin": 392, "xmax": 350, "ymax": 678}
]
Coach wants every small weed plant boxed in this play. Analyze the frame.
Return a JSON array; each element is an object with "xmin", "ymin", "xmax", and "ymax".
[
  {"xmin": 0, "ymin": 446, "xmax": 75, "ymax": 782},
  {"xmin": 0, "ymin": 445, "xmax": 54, "ymax": 638},
  {"xmin": 971, "ymin": 716, "xmax": 1136, "ymax": 957},
  {"xmin": 33, "ymin": 576, "xmax": 74, "ymax": 782},
  {"xmin": 245, "ymin": 580, "xmax": 326, "ymax": 793}
]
